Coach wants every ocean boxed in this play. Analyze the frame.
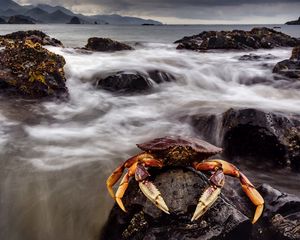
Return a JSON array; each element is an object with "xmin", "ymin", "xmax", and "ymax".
[{"xmin": 0, "ymin": 24, "xmax": 299, "ymax": 240}]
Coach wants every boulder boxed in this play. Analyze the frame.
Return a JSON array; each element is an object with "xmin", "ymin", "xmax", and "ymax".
[
  {"xmin": 85, "ymin": 37, "xmax": 134, "ymax": 52},
  {"xmin": 101, "ymin": 166, "xmax": 300, "ymax": 240},
  {"xmin": 96, "ymin": 72, "xmax": 152, "ymax": 93},
  {"xmin": 7, "ymin": 15, "xmax": 36, "ymax": 24},
  {"xmin": 95, "ymin": 70, "xmax": 175, "ymax": 93},
  {"xmin": 273, "ymin": 45, "xmax": 300, "ymax": 79},
  {"xmin": 189, "ymin": 108, "xmax": 300, "ymax": 170},
  {"xmin": 0, "ymin": 30, "xmax": 63, "ymax": 47},
  {"xmin": 175, "ymin": 28, "xmax": 299, "ymax": 51},
  {"xmin": 100, "ymin": 168, "xmax": 252, "ymax": 240},
  {"xmin": 0, "ymin": 39, "xmax": 68, "ymax": 99}
]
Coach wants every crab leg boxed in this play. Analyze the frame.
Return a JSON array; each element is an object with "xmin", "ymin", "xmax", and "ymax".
[
  {"xmin": 191, "ymin": 169, "xmax": 224, "ymax": 221},
  {"xmin": 194, "ymin": 159, "xmax": 264, "ymax": 224},
  {"xmin": 136, "ymin": 163, "xmax": 170, "ymax": 214},
  {"xmin": 107, "ymin": 152, "xmax": 166, "ymax": 213},
  {"xmin": 106, "ymin": 153, "xmax": 154, "ymax": 198},
  {"xmin": 115, "ymin": 163, "xmax": 137, "ymax": 212}
]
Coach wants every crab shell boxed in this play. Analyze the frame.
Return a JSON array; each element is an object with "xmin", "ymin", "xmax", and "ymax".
[{"xmin": 136, "ymin": 136, "xmax": 222, "ymax": 165}]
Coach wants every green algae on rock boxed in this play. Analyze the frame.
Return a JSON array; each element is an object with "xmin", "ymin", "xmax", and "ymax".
[
  {"xmin": 0, "ymin": 30, "xmax": 63, "ymax": 48},
  {"xmin": 0, "ymin": 39, "xmax": 68, "ymax": 99}
]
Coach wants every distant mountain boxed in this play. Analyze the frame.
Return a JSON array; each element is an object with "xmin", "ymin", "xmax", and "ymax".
[
  {"xmin": 90, "ymin": 14, "xmax": 162, "ymax": 25},
  {"xmin": 35, "ymin": 4, "xmax": 75, "ymax": 16},
  {"xmin": 285, "ymin": 17, "xmax": 300, "ymax": 25},
  {"xmin": 0, "ymin": 0, "xmax": 21, "ymax": 11},
  {"xmin": 0, "ymin": 0, "xmax": 163, "ymax": 25},
  {"xmin": 24, "ymin": 7, "xmax": 48, "ymax": 22}
]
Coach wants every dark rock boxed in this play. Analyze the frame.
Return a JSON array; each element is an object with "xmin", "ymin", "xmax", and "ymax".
[
  {"xmin": 285, "ymin": 17, "xmax": 300, "ymax": 25},
  {"xmin": 7, "ymin": 15, "xmax": 36, "ymax": 24},
  {"xmin": 100, "ymin": 168, "xmax": 252, "ymax": 240},
  {"xmin": 189, "ymin": 108, "xmax": 300, "ymax": 170},
  {"xmin": 0, "ymin": 17, "xmax": 6, "ymax": 24},
  {"xmin": 85, "ymin": 37, "xmax": 134, "ymax": 52},
  {"xmin": 96, "ymin": 72, "xmax": 152, "ymax": 93},
  {"xmin": 95, "ymin": 70, "xmax": 176, "ymax": 93},
  {"xmin": 273, "ymin": 45, "xmax": 300, "ymax": 79},
  {"xmin": 251, "ymin": 184, "xmax": 300, "ymax": 240},
  {"xmin": 238, "ymin": 53, "xmax": 277, "ymax": 61},
  {"xmin": 147, "ymin": 70, "xmax": 176, "ymax": 84},
  {"xmin": 175, "ymin": 27, "xmax": 299, "ymax": 51},
  {"xmin": 0, "ymin": 39, "xmax": 68, "ymax": 99},
  {"xmin": 0, "ymin": 30, "xmax": 63, "ymax": 47},
  {"xmin": 68, "ymin": 16, "xmax": 81, "ymax": 24}
]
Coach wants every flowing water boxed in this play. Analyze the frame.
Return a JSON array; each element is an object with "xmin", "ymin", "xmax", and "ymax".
[{"xmin": 0, "ymin": 24, "xmax": 300, "ymax": 240}]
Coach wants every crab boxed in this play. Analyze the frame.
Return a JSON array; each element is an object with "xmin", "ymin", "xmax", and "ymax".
[{"xmin": 106, "ymin": 136, "xmax": 264, "ymax": 224}]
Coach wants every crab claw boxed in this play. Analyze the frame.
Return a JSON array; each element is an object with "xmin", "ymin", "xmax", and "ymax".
[
  {"xmin": 139, "ymin": 181, "xmax": 170, "ymax": 214},
  {"xmin": 192, "ymin": 169, "xmax": 224, "ymax": 221},
  {"xmin": 191, "ymin": 186, "xmax": 221, "ymax": 221}
]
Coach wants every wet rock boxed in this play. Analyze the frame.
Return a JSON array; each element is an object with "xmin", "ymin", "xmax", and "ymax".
[
  {"xmin": 100, "ymin": 168, "xmax": 251, "ymax": 240},
  {"xmin": 0, "ymin": 39, "xmax": 68, "ymax": 99},
  {"xmin": 273, "ymin": 45, "xmax": 300, "ymax": 79},
  {"xmin": 251, "ymin": 184, "xmax": 300, "ymax": 240},
  {"xmin": 0, "ymin": 30, "xmax": 63, "ymax": 47},
  {"xmin": 95, "ymin": 70, "xmax": 175, "ymax": 93},
  {"xmin": 175, "ymin": 28, "xmax": 299, "ymax": 51},
  {"xmin": 96, "ymin": 72, "xmax": 152, "ymax": 93},
  {"xmin": 189, "ymin": 108, "xmax": 300, "ymax": 170},
  {"xmin": 238, "ymin": 53, "xmax": 276, "ymax": 61},
  {"xmin": 85, "ymin": 37, "xmax": 134, "ymax": 52},
  {"xmin": 7, "ymin": 15, "xmax": 36, "ymax": 24}
]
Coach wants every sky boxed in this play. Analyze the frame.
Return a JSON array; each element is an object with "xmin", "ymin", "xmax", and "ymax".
[{"xmin": 16, "ymin": 0, "xmax": 300, "ymax": 24}]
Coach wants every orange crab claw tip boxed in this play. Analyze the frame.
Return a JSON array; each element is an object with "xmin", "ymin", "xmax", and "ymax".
[
  {"xmin": 116, "ymin": 198, "xmax": 127, "ymax": 213},
  {"xmin": 252, "ymin": 204, "xmax": 264, "ymax": 224}
]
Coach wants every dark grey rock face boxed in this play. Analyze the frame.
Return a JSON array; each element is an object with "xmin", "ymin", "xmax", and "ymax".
[
  {"xmin": 100, "ymin": 168, "xmax": 252, "ymax": 240},
  {"xmin": 189, "ymin": 108, "xmax": 300, "ymax": 170}
]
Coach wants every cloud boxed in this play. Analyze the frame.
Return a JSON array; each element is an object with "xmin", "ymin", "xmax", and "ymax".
[{"xmin": 16, "ymin": 0, "xmax": 300, "ymax": 24}]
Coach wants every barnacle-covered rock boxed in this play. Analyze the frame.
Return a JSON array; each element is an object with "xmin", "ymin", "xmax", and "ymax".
[
  {"xmin": 0, "ymin": 39, "xmax": 68, "ymax": 99},
  {"xmin": 0, "ymin": 30, "xmax": 63, "ymax": 48}
]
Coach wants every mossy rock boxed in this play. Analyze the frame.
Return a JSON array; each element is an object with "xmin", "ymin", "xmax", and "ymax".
[{"xmin": 0, "ymin": 39, "xmax": 68, "ymax": 99}]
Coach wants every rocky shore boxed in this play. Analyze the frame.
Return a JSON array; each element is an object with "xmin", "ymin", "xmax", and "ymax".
[{"xmin": 0, "ymin": 27, "xmax": 299, "ymax": 240}]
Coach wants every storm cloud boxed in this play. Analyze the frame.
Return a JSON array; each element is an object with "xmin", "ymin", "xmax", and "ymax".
[{"xmin": 16, "ymin": 0, "xmax": 300, "ymax": 24}]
